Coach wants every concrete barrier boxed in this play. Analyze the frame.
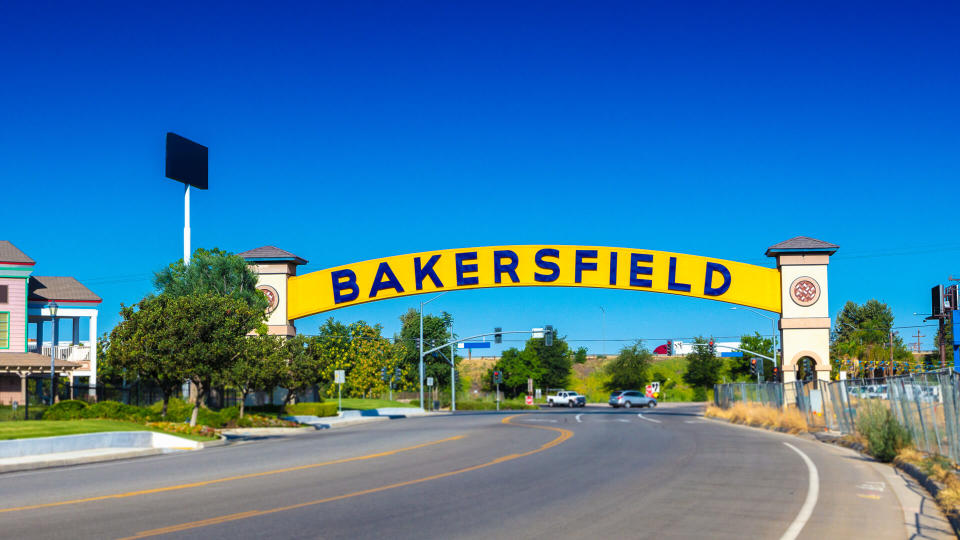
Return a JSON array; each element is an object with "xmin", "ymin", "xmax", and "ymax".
[{"xmin": 0, "ymin": 431, "xmax": 202, "ymax": 458}]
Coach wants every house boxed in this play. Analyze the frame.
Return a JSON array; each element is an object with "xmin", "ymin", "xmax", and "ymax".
[{"xmin": 0, "ymin": 241, "xmax": 100, "ymax": 405}]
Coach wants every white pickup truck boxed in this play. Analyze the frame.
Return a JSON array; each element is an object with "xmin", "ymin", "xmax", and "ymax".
[{"xmin": 547, "ymin": 390, "xmax": 586, "ymax": 408}]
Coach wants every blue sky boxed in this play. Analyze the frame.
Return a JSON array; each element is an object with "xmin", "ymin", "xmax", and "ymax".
[{"xmin": 2, "ymin": 1, "xmax": 957, "ymax": 353}]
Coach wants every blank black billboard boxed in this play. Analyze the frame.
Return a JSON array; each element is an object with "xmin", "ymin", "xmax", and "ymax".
[
  {"xmin": 932, "ymin": 285, "xmax": 944, "ymax": 317},
  {"xmin": 165, "ymin": 133, "xmax": 208, "ymax": 190}
]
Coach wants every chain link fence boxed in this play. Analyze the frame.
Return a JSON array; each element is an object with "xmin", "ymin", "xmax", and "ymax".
[{"xmin": 715, "ymin": 369, "xmax": 960, "ymax": 461}]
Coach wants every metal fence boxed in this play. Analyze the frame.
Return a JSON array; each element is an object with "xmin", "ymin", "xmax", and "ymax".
[
  {"xmin": 714, "ymin": 382, "xmax": 784, "ymax": 409},
  {"xmin": 714, "ymin": 369, "xmax": 960, "ymax": 461}
]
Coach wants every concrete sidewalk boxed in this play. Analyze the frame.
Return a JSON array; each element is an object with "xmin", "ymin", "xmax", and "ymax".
[
  {"xmin": 0, "ymin": 432, "xmax": 227, "ymax": 474},
  {"xmin": 1, "ymin": 408, "xmax": 434, "ymax": 474}
]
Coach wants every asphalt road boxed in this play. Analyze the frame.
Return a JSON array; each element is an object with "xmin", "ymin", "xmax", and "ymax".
[{"xmin": 0, "ymin": 403, "xmax": 918, "ymax": 539}]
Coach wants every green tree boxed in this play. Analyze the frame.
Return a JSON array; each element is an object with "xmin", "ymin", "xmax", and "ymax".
[
  {"xmin": 153, "ymin": 247, "xmax": 268, "ymax": 312},
  {"xmin": 489, "ymin": 347, "xmax": 544, "ymax": 397},
  {"xmin": 524, "ymin": 330, "xmax": 571, "ymax": 390},
  {"xmin": 224, "ymin": 332, "xmax": 286, "ymax": 417},
  {"xmin": 831, "ymin": 300, "xmax": 912, "ymax": 377},
  {"xmin": 683, "ymin": 336, "xmax": 722, "ymax": 400},
  {"xmin": 95, "ymin": 332, "xmax": 124, "ymax": 385},
  {"xmin": 604, "ymin": 341, "xmax": 652, "ymax": 391},
  {"xmin": 733, "ymin": 332, "xmax": 775, "ymax": 381},
  {"xmin": 161, "ymin": 294, "xmax": 262, "ymax": 426},
  {"xmin": 105, "ymin": 299, "xmax": 189, "ymax": 418},
  {"xmin": 283, "ymin": 334, "xmax": 322, "ymax": 405},
  {"xmin": 396, "ymin": 308, "xmax": 457, "ymax": 388},
  {"xmin": 315, "ymin": 318, "xmax": 401, "ymax": 399},
  {"xmin": 572, "ymin": 347, "xmax": 588, "ymax": 364}
]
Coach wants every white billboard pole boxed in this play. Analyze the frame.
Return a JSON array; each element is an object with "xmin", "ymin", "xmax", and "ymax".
[{"xmin": 184, "ymin": 184, "xmax": 191, "ymax": 265}]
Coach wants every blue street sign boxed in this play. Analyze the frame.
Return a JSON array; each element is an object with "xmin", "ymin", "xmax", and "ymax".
[
  {"xmin": 720, "ymin": 351, "xmax": 743, "ymax": 357},
  {"xmin": 458, "ymin": 342, "xmax": 492, "ymax": 349}
]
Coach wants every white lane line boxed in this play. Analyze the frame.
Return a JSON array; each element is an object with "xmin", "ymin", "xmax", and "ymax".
[
  {"xmin": 618, "ymin": 419, "xmax": 630, "ymax": 423},
  {"xmin": 519, "ymin": 419, "xmax": 558, "ymax": 423},
  {"xmin": 637, "ymin": 413, "xmax": 661, "ymax": 424},
  {"xmin": 576, "ymin": 414, "xmax": 583, "ymax": 423},
  {"xmin": 780, "ymin": 442, "xmax": 820, "ymax": 540}
]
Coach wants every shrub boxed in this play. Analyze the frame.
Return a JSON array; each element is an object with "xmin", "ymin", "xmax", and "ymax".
[
  {"xmin": 246, "ymin": 404, "xmax": 284, "ymax": 415},
  {"xmin": 81, "ymin": 401, "xmax": 147, "ymax": 422},
  {"xmin": 284, "ymin": 403, "xmax": 338, "ymax": 417},
  {"xmin": 42, "ymin": 400, "xmax": 89, "ymax": 420},
  {"xmin": 145, "ymin": 422, "xmax": 219, "ymax": 438},
  {"xmin": 855, "ymin": 399, "xmax": 912, "ymax": 462},
  {"xmin": 454, "ymin": 400, "xmax": 538, "ymax": 411}
]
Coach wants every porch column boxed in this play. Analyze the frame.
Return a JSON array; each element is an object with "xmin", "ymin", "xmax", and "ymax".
[
  {"xmin": 88, "ymin": 313, "xmax": 98, "ymax": 397},
  {"xmin": 36, "ymin": 320, "xmax": 43, "ymax": 353},
  {"xmin": 19, "ymin": 373, "xmax": 26, "ymax": 406},
  {"xmin": 72, "ymin": 317, "xmax": 80, "ymax": 345}
]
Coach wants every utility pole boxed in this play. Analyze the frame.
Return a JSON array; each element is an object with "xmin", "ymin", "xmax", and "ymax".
[
  {"xmin": 913, "ymin": 329, "xmax": 925, "ymax": 354},
  {"xmin": 889, "ymin": 331, "xmax": 895, "ymax": 376}
]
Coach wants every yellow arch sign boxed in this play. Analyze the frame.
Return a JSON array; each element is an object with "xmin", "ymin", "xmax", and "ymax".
[{"xmin": 287, "ymin": 245, "xmax": 782, "ymax": 320}]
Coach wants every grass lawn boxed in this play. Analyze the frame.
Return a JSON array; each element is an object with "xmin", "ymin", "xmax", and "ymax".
[
  {"xmin": 0, "ymin": 419, "xmax": 215, "ymax": 442},
  {"xmin": 337, "ymin": 398, "xmax": 417, "ymax": 410},
  {"xmin": 0, "ymin": 405, "xmax": 47, "ymax": 421}
]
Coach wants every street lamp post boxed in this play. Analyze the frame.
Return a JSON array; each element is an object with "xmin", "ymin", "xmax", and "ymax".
[
  {"xmin": 730, "ymin": 306, "xmax": 778, "ymax": 381},
  {"xmin": 419, "ymin": 291, "xmax": 450, "ymax": 410},
  {"xmin": 48, "ymin": 301, "xmax": 58, "ymax": 405}
]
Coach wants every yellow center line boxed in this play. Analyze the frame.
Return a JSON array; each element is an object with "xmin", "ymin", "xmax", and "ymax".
[
  {"xmin": 0, "ymin": 435, "xmax": 465, "ymax": 514},
  {"xmin": 121, "ymin": 415, "xmax": 573, "ymax": 539}
]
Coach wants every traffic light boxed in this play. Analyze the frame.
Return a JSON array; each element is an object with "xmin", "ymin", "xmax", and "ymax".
[
  {"xmin": 493, "ymin": 370, "xmax": 502, "ymax": 384},
  {"xmin": 749, "ymin": 358, "xmax": 758, "ymax": 376},
  {"xmin": 381, "ymin": 367, "xmax": 388, "ymax": 381},
  {"xmin": 773, "ymin": 366, "xmax": 779, "ymax": 381},
  {"xmin": 494, "ymin": 327, "xmax": 502, "ymax": 344},
  {"xmin": 544, "ymin": 325, "xmax": 554, "ymax": 347},
  {"xmin": 667, "ymin": 340, "xmax": 673, "ymax": 356},
  {"xmin": 708, "ymin": 340, "xmax": 715, "ymax": 356},
  {"xmin": 394, "ymin": 367, "xmax": 402, "ymax": 380}
]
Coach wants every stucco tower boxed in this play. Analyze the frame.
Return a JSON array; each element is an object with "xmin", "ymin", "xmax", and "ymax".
[
  {"xmin": 766, "ymin": 237, "xmax": 838, "ymax": 384},
  {"xmin": 239, "ymin": 246, "xmax": 307, "ymax": 338}
]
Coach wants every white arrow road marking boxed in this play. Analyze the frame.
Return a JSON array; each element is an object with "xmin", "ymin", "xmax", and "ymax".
[
  {"xmin": 575, "ymin": 414, "xmax": 583, "ymax": 423},
  {"xmin": 780, "ymin": 442, "xmax": 820, "ymax": 540},
  {"xmin": 637, "ymin": 414, "xmax": 661, "ymax": 424}
]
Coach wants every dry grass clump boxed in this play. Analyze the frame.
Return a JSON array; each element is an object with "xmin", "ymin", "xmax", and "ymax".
[
  {"xmin": 704, "ymin": 405, "xmax": 729, "ymax": 420},
  {"xmin": 705, "ymin": 403, "xmax": 808, "ymax": 434},
  {"xmin": 776, "ymin": 408, "xmax": 809, "ymax": 434},
  {"xmin": 895, "ymin": 447, "xmax": 924, "ymax": 467},
  {"xmin": 895, "ymin": 448, "xmax": 960, "ymax": 516},
  {"xmin": 938, "ymin": 478, "xmax": 960, "ymax": 516}
]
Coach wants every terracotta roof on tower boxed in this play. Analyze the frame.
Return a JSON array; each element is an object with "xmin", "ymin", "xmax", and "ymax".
[
  {"xmin": 0, "ymin": 241, "xmax": 35, "ymax": 265},
  {"xmin": 28, "ymin": 276, "xmax": 102, "ymax": 303},
  {"xmin": 238, "ymin": 246, "xmax": 308, "ymax": 265},
  {"xmin": 765, "ymin": 236, "xmax": 839, "ymax": 256}
]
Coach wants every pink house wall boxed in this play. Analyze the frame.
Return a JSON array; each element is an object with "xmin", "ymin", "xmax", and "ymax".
[{"xmin": 0, "ymin": 277, "xmax": 26, "ymax": 352}]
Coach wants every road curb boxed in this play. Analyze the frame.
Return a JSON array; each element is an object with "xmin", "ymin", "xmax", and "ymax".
[
  {"xmin": 895, "ymin": 461, "xmax": 960, "ymax": 536},
  {"xmin": 0, "ymin": 448, "xmax": 166, "ymax": 474}
]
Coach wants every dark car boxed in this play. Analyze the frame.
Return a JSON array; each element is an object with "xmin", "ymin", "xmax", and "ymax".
[{"xmin": 608, "ymin": 390, "xmax": 657, "ymax": 408}]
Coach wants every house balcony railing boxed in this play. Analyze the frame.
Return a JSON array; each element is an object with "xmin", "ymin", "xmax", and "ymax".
[{"xmin": 27, "ymin": 345, "xmax": 92, "ymax": 370}]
